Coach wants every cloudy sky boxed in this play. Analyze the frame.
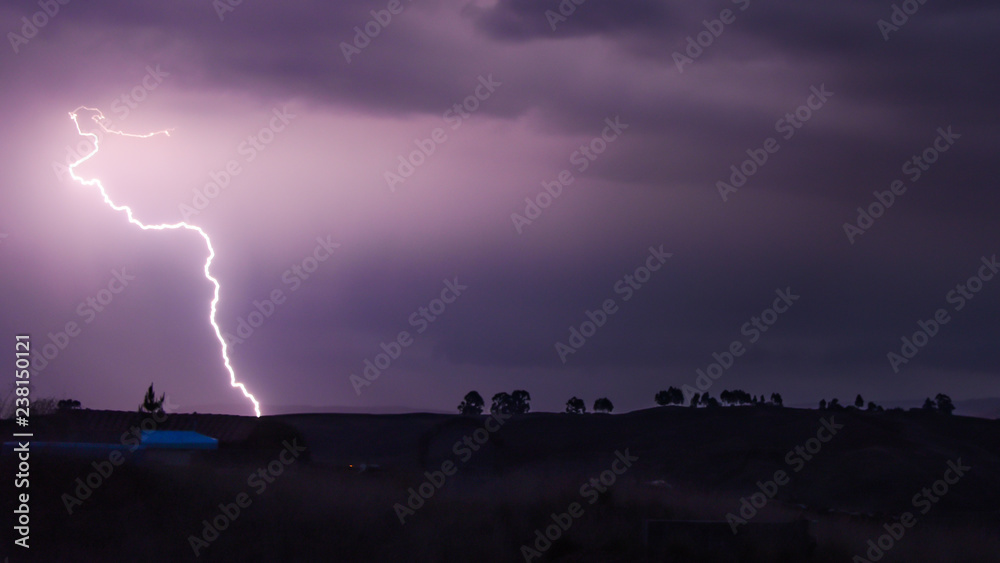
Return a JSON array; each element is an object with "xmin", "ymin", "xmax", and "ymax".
[{"xmin": 1, "ymin": 0, "xmax": 997, "ymax": 416}]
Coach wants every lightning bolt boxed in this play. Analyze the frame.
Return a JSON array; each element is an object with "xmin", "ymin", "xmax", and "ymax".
[{"xmin": 67, "ymin": 107, "xmax": 262, "ymax": 417}]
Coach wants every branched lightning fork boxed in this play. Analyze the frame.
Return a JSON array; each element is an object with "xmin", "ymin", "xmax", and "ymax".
[{"xmin": 67, "ymin": 107, "xmax": 262, "ymax": 417}]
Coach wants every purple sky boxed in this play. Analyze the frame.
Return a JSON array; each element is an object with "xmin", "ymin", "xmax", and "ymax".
[{"xmin": 1, "ymin": 0, "xmax": 998, "ymax": 416}]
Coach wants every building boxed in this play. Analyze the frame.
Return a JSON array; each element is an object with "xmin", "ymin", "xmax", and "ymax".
[{"xmin": 139, "ymin": 430, "xmax": 218, "ymax": 465}]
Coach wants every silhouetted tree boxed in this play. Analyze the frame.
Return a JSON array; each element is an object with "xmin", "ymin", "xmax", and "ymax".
[
  {"xmin": 819, "ymin": 399, "xmax": 827, "ymax": 410},
  {"xmin": 866, "ymin": 401, "xmax": 883, "ymax": 412},
  {"xmin": 922, "ymin": 397, "xmax": 936, "ymax": 411},
  {"xmin": 770, "ymin": 393, "xmax": 783, "ymax": 407},
  {"xmin": 458, "ymin": 391, "xmax": 484, "ymax": 415},
  {"xmin": 828, "ymin": 398, "xmax": 842, "ymax": 410},
  {"xmin": 722, "ymin": 389, "xmax": 753, "ymax": 406},
  {"xmin": 139, "ymin": 383, "xmax": 165, "ymax": 414},
  {"xmin": 688, "ymin": 392, "xmax": 701, "ymax": 407},
  {"xmin": 669, "ymin": 386, "xmax": 684, "ymax": 405},
  {"xmin": 655, "ymin": 386, "xmax": 684, "ymax": 406},
  {"xmin": 594, "ymin": 397, "xmax": 614, "ymax": 413},
  {"xmin": 855, "ymin": 394, "xmax": 864, "ymax": 408},
  {"xmin": 566, "ymin": 397, "xmax": 586, "ymax": 414},
  {"xmin": 935, "ymin": 393, "xmax": 955, "ymax": 415},
  {"xmin": 491, "ymin": 392, "xmax": 514, "ymax": 415},
  {"xmin": 511, "ymin": 390, "xmax": 531, "ymax": 414},
  {"xmin": 57, "ymin": 399, "xmax": 81, "ymax": 412},
  {"xmin": 27, "ymin": 397, "xmax": 58, "ymax": 416},
  {"xmin": 702, "ymin": 394, "xmax": 720, "ymax": 408}
]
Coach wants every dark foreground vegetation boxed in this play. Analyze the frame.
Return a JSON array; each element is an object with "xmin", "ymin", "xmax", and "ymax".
[{"xmin": 2, "ymin": 406, "xmax": 999, "ymax": 562}]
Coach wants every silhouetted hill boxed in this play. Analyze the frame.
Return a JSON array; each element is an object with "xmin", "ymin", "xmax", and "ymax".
[
  {"xmin": 3, "ymin": 406, "xmax": 998, "ymax": 562},
  {"xmin": 272, "ymin": 406, "xmax": 1000, "ymax": 515}
]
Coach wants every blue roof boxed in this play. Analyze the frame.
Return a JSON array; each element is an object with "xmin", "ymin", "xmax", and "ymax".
[{"xmin": 140, "ymin": 430, "xmax": 218, "ymax": 450}]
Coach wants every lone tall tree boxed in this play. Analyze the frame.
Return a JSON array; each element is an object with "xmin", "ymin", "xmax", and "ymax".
[{"xmin": 140, "ymin": 383, "xmax": 165, "ymax": 414}]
